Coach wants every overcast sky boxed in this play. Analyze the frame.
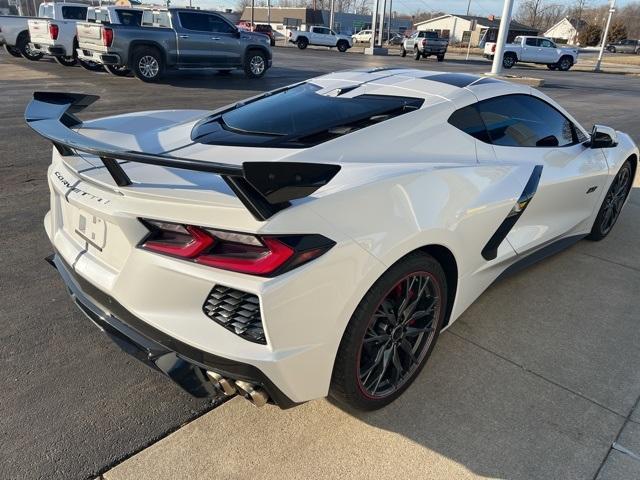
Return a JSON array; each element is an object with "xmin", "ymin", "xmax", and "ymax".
[{"xmin": 153, "ymin": 0, "xmax": 636, "ymax": 17}]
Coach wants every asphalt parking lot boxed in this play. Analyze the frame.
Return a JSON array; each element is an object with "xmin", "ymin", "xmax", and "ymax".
[{"xmin": 1, "ymin": 47, "xmax": 639, "ymax": 480}]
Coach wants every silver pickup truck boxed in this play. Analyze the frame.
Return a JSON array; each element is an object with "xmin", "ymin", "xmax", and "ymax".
[
  {"xmin": 76, "ymin": 8, "xmax": 272, "ymax": 81},
  {"xmin": 401, "ymin": 31, "xmax": 448, "ymax": 61}
]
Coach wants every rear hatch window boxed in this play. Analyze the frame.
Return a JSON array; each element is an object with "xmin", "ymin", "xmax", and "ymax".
[{"xmin": 191, "ymin": 83, "xmax": 423, "ymax": 148}]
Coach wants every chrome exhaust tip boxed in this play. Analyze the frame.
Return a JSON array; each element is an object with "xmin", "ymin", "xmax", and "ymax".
[
  {"xmin": 206, "ymin": 371, "xmax": 236, "ymax": 396},
  {"xmin": 234, "ymin": 380, "xmax": 269, "ymax": 408}
]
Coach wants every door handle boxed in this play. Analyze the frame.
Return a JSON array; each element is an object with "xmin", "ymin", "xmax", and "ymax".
[
  {"xmin": 179, "ymin": 34, "xmax": 189, "ymax": 39},
  {"xmin": 211, "ymin": 37, "xmax": 221, "ymax": 40}
]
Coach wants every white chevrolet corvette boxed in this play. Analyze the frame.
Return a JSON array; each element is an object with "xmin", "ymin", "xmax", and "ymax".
[{"xmin": 27, "ymin": 69, "xmax": 638, "ymax": 411}]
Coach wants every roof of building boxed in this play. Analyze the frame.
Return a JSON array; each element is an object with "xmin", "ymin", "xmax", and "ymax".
[
  {"xmin": 545, "ymin": 16, "xmax": 588, "ymax": 34},
  {"xmin": 415, "ymin": 14, "xmax": 536, "ymax": 31}
]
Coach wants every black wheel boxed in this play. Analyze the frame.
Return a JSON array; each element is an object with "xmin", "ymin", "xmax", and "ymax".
[
  {"xmin": 105, "ymin": 64, "xmax": 131, "ymax": 76},
  {"xmin": 547, "ymin": 64, "xmax": 558, "ymax": 70},
  {"xmin": 79, "ymin": 59, "xmax": 104, "ymax": 72},
  {"xmin": 437, "ymin": 54, "xmax": 445, "ymax": 62},
  {"xmin": 16, "ymin": 33, "xmax": 42, "ymax": 61},
  {"xmin": 608, "ymin": 46, "xmax": 616, "ymax": 53},
  {"xmin": 4, "ymin": 44, "xmax": 22, "ymax": 58},
  {"xmin": 270, "ymin": 38, "xmax": 276, "ymax": 47},
  {"xmin": 413, "ymin": 48, "xmax": 421, "ymax": 61},
  {"xmin": 297, "ymin": 38, "xmax": 308, "ymax": 50},
  {"xmin": 337, "ymin": 40, "xmax": 349, "ymax": 52},
  {"xmin": 330, "ymin": 252, "xmax": 447, "ymax": 411},
  {"xmin": 244, "ymin": 50, "xmax": 267, "ymax": 78},
  {"xmin": 132, "ymin": 47, "xmax": 163, "ymax": 82},
  {"xmin": 54, "ymin": 55, "xmax": 77, "ymax": 67},
  {"xmin": 587, "ymin": 161, "xmax": 634, "ymax": 241},
  {"xmin": 557, "ymin": 56, "xmax": 573, "ymax": 71},
  {"xmin": 502, "ymin": 53, "xmax": 516, "ymax": 69},
  {"xmin": 400, "ymin": 46, "xmax": 406, "ymax": 57}
]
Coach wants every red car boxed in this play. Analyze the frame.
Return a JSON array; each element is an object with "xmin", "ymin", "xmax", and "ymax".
[{"xmin": 237, "ymin": 22, "xmax": 276, "ymax": 46}]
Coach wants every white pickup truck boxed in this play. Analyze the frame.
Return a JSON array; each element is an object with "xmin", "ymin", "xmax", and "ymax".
[
  {"xmin": 484, "ymin": 35, "xmax": 579, "ymax": 71},
  {"xmin": 289, "ymin": 26, "xmax": 352, "ymax": 52},
  {"xmin": 28, "ymin": 2, "xmax": 95, "ymax": 68},
  {"xmin": 0, "ymin": 2, "xmax": 83, "ymax": 60}
]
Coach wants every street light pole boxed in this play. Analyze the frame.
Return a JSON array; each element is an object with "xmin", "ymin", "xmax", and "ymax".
[
  {"xmin": 595, "ymin": 0, "xmax": 616, "ymax": 72},
  {"xmin": 377, "ymin": 0, "xmax": 386, "ymax": 46},
  {"xmin": 329, "ymin": 0, "xmax": 335, "ymax": 31},
  {"xmin": 369, "ymin": 0, "xmax": 379, "ymax": 50},
  {"xmin": 386, "ymin": 0, "xmax": 392, "ymax": 43},
  {"xmin": 489, "ymin": 0, "xmax": 516, "ymax": 75}
]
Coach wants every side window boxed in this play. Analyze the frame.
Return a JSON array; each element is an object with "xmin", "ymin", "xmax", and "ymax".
[
  {"xmin": 540, "ymin": 39, "xmax": 554, "ymax": 48},
  {"xmin": 477, "ymin": 95, "xmax": 577, "ymax": 147},
  {"xmin": 208, "ymin": 15, "xmax": 235, "ymax": 33},
  {"xmin": 315, "ymin": 27, "xmax": 329, "ymax": 35},
  {"xmin": 525, "ymin": 37, "xmax": 539, "ymax": 46},
  {"xmin": 179, "ymin": 12, "xmax": 209, "ymax": 31},
  {"xmin": 61, "ymin": 6, "xmax": 88, "ymax": 20},
  {"xmin": 448, "ymin": 105, "xmax": 492, "ymax": 143}
]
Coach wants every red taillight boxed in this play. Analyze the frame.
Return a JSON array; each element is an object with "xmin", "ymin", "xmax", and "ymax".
[
  {"xmin": 421, "ymin": 39, "xmax": 426, "ymax": 45},
  {"xmin": 48, "ymin": 23, "xmax": 59, "ymax": 40},
  {"xmin": 140, "ymin": 220, "xmax": 334, "ymax": 276},
  {"xmin": 101, "ymin": 27, "xmax": 114, "ymax": 47},
  {"xmin": 491, "ymin": 44, "xmax": 496, "ymax": 53}
]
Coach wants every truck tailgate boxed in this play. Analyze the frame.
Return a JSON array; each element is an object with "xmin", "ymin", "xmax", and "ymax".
[
  {"xmin": 28, "ymin": 19, "xmax": 51, "ymax": 45},
  {"xmin": 77, "ymin": 22, "xmax": 104, "ymax": 49}
]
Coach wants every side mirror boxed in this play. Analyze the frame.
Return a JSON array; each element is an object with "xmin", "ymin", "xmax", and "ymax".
[{"xmin": 590, "ymin": 124, "xmax": 618, "ymax": 149}]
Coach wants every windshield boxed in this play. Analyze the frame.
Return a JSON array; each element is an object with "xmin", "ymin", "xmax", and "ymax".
[{"xmin": 38, "ymin": 4, "xmax": 54, "ymax": 18}]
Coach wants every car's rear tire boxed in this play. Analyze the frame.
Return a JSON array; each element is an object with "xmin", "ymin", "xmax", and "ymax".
[
  {"xmin": 132, "ymin": 46, "xmax": 163, "ymax": 82},
  {"xmin": 337, "ymin": 40, "xmax": 349, "ymax": 52},
  {"xmin": 413, "ymin": 48, "xmax": 421, "ymax": 60},
  {"xmin": 608, "ymin": 46, "xmax": 616, "ymax": 53},
  {"xmin": 587, "ymin": 160, "xmax": 634, "ymax": 241},
  {"xmin": 437, "ymin": 53, "xmax": 445, "ymax": 62},
  {"xmin": 400, "ymin": 46, "xmax": 406, "ymax": 57},
  {"xmin": 502, "ymin": 52, "xmax": 516, "ymax": 69},
  {"xmin": 16, "ymin": 33, "xmax": 42, "ymax": 61},
  {"xmin": 4, "ymin": 44, "xmax": 22, "ymax": 58},
  {"xmin": 54, "ymin": 55, "xmax": 77, "ymax": 67},
  {"xmin": 105, "ymin": 64, "xmax": 131, "ymax": 76},
  {"xmin": 557, "ymin": 55, "xmax": 573, "ymax": 71},
  {"xmin": 79, "ymin": 59, "xmax": 103, "ymax": 71},
  {"xmin": 330, "ymin": 252, "xmax": 447, "ymax": 411},
  {"xmin": 244, "ymin": 49, "xmax": 267, "ymax": 78},
  {"xmin": 297, "ymin": 37, "xmax": 308, "ymax": 49}
]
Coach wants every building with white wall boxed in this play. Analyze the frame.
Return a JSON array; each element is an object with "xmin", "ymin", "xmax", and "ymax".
[{"xmin": 544, "ymin": 17, "xmax": 587, "ymax": 45}]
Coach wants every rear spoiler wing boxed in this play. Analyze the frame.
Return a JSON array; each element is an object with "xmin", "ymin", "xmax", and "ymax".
[{"xmin": 25, "ymin": 92, "xmax": 341, "ymax": 221}]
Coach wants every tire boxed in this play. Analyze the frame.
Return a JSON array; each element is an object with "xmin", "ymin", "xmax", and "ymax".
[
  {"xmin": 587, "ymin": 160, "xmax": 634, "ymax": 241},
  {"xmin": 330, "ymin": 252, "xmax": 448, "ymax": 411},
  {"xmin": 608, "ymin": 46, "xmax": 616, "ymax": 53},
  {"xmin": 132, "ymin": 46, "xmax": 163, "ymax": 82},
  {"xmin": 79, "ymin": 59, "xmax": 103, "ymax": 72},
  {"xmin": 54, "ymin": 55, "xmax": 77, "ymax": 67},
  {"xmin": 337, "ymin": 40, "xmax": 349, "ymax": 53},
  {"xmin": 502, "ymin": 52, "xmax": 516, "ymax": 69},
  {"xmin": 557, "ymin": 55, "xmax": 573, "ymax": 71},
  {"xmin": 4, "ymin": 44, "xmax": 22, "ymax": 58},
  {"xmin": 400, "ymin": 46, "xmax": 406, "ymax": 57},
  {"xmin": 244, "ymin": 49, "xmax": 267, "ymax": 79},
  {"xmin": 297, "ymin": 37, "xmax": 308, "ymax": 50},
  {"xmin": 413, "ymin": 48, "xmax": 421, "ymax": 60},
  {"xmin": 16, "ymin": 33, "xmax": 42, "ymax": 61},
  {"xmin": 437, "ymin": 54, "xmax": 445, "ymax": 62},
  {"xmin": 105, "ymin": 64, "xmax": 131, "ymax": 76},
  {"xmin": 547, "ymin": 64, "xmax": 558, "ymax": 70}
]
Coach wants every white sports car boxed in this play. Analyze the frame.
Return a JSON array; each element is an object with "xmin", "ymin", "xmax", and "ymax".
[{"xmin": 27, "ymin": 69, "xmax": 638, "ymax": 411}]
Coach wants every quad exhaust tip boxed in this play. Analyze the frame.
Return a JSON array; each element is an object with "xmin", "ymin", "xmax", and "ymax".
[{"xmin": 206, "ymin": 371, "xmax": 269, "ymax": 407}]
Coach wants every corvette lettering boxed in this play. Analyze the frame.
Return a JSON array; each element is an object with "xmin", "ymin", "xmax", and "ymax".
[{"xmin": 54, "ymin": 171, "xmax": 110, "ymax": 205}]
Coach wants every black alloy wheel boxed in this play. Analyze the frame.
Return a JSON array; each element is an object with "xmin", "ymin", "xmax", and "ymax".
[{"xmin": 588, "ymin": 161, "xmax": 633, "ymax": 240}]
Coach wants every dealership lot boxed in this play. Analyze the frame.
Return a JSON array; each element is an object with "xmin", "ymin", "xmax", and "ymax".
[{"xmin": 1, "ymin": 47, "xmax": 639, "ymax": 479}]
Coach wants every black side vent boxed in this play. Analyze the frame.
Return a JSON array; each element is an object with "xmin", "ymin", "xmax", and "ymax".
[{"xmin": 203, "ymin": 286, "xmax": 265, "ymax": 344}]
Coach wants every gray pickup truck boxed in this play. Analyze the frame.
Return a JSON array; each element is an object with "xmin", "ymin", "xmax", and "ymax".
[
  {"xmin": 76, "ymin": 8, "xmax": 272, "ymax": 81},
  {"xmin": 401, "ymin": 31, "xmax": 448, "ymax": 61}
]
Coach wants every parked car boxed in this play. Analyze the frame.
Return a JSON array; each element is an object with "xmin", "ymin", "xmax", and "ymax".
[
  {"xmin": 26, "ymin": 70, "xmax": 638, "ymax": 411},
  {"xmin": 77, "ymin": 6, "xmax": 146, "ymax": 75},
  {"xmin": 484, "ymin": 36, "xmax": 579, "ymax": 71},
  {"xmin": 75, "ymin": 8, "xmax": 272, "ymax": 82},
  {"xmin": 28, "ymin": 2, "xmax": 98, "ymax": 68},
  {"xmin": 254, "ymin": 24, "xmax": 276, "ymax": 46},
  {"xmin": 387, "ymin": 33, "xmax": 404, "ymax": 46},
  {"xmin": 352, "ymin": 29, "xmax": 372, "ymax": 43},
  {"xmin": 401, "ymin": 30, "xmax": 448, "ymax": 61},
  {"xmin": 289, "ymin": 26, "xmax": 352, "ymax": 52},
  {"xmin": 0, "ymin": 1, "xmax": 86, "ymax": 61},
  {"xmin": 606, "ymin": 39, "xmax": 639, "ymax": 54}
]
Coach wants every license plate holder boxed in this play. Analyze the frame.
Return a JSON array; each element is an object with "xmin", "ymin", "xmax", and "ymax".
[{"xmin": 74, "ymin": 209, "xmax": 107, "ymax": 251}]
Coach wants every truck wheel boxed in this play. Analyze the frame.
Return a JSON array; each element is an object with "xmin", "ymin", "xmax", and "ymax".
[
  {"xmin": 337, "ymin": 40, "xmax": 349, "ymax": 52},
  {"xmin": 132, "ymin": 47, "xmax": 163, "ymax": 82},
  {"xmin": 400, "ymin": 46, "xmax": 406, "ymax": 57},
  {"xmin": 54, "ymin": 56, "xmax": 77, "ymax": 67},
  {"xmin": 16, "ymin": 33, "xmax": 42, "ymax": 61},
  {"xmin": 4, "ymin": 44, "xmax": 22, "ymax": 58},
  {"xmin": 105, "ymin": 65, "xmax": 131, "ymax": 76},
  {"xmin": 557, "ymin": 56, "xmax": 573, "ymax": 71},
  {"xmin": 437, "ymin": 54, "xmax": 445, "ymax": 62},
  {"xmin": 297, "ymin": 37, "xmax": 308, "ymax": 49},
  {"xmin": 502, "ymin": 53, "xmax": 516, "ymax": 69},
  {"xmin": 608, "ymin": 46, "xmax": 616, "ymax": 53},
  {"xmin": 413, "ymin": 48, "xmax": 421, "ymax": 60},
  {"xmin": 79, "ymin": 59, "xmax": 104, "ymax": 72},
  {"xmin": 244, "ymin": 50, "xmax": 267, "ymax": 79}
]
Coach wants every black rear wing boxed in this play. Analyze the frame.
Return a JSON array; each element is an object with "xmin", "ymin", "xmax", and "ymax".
[{"xmin": 25, "ymin": 92, "xmax": 341, "ymax": 221}]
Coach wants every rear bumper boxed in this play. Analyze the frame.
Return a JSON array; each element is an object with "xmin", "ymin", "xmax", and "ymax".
[
  {"xmin": 77, "ymin": 48, "xmax": 122, "ymax": 65},
  {"xmin": 32, "ymin": 43, "xmax": 67, "ymax": 56},
  {"xmin": 47, "ymin": 251, "xmax": 300, "ymax": 408}
]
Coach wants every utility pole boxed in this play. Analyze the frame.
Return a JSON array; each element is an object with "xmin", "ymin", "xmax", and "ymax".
[
  {"xmin": 377, "ymin": 0, "xmax": 386, "ymax": 46},
  {"xmin": 595, "ymin": 0, "xmax": 615, "ymax": 72},
  {"xmin": 268, "ymin": 0, "xmax": 271, "ymax": 26},
  {"xmin": 489, "ymin": 0, "xmax": 515, "ymax": 75},
  {"xmin": 329, "ymin": 0, "xmax": 335, "ymax": 31},
  {"xmin": 369, "ymin": 0, "xmax": 379, "ymax": 49},
  {"xmin": 386, "ymin": 0, "xmax": 392, "ymax": 43},
  {"xmin": 251, "ymin": 0, "xmax": 255, "ymax": 30},
  {"xmin": 466, "ymin": 0, "xmax": 471, "ymax": 16}
]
